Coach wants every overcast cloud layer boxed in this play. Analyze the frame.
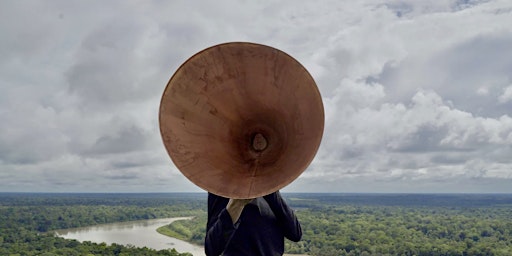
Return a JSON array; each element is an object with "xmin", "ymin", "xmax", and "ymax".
[{"xmin": 1, "ymin": 0, "xmax": 511, "ymax": 193}]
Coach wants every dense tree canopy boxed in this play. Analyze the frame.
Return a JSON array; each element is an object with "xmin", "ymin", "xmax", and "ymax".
[
  {"xmin": 160, "ymin": 193, "xmax": 512, "ymax": 256},
  {"xmin": 1, "ymin": 193, "xmax": 512, "ymax": 255},
  {"xmin": 0, "ymin": 193, "xmax": 204, "ymax": 256}
]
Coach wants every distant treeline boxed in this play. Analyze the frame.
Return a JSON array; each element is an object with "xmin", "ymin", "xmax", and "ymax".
[
  {"xmin": 286, "ymin": 193, "xmax": 512, "ymax": 208},
  {"xmin": 0, "ymin": 192, "xmax": 205, "ymax": 207},
  {"xmin": 1, "ymin": 193, "xmax": 512, "ymax": 255}
]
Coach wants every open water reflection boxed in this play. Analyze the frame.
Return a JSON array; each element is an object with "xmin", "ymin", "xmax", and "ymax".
[{"xmin": 55, "ymin": 217, "xmax": 205, "ymax": 256}]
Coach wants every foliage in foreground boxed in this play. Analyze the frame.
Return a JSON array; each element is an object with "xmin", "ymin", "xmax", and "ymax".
[{"xmin": 1, "ymin": 228, "xmax": 190, "ymax": 256}]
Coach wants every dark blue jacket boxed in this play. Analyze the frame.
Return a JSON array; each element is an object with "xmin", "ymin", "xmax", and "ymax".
[{"xmin": 205, "ymin": 191, "xmax": 302, "ymax": 256}]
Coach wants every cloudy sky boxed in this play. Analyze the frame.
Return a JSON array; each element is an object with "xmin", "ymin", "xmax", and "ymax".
[{"xmin": 1, "ymin": 0, "xmax": 511, "ymax": 193}]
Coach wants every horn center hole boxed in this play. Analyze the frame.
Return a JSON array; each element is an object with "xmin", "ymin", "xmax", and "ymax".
[{"xmin": 252, "ymin": 133, "xmax": 268, "ymax": 152}]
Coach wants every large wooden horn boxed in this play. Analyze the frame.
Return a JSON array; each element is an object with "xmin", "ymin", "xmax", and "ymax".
[{"xmin": 159, "ymin": 42, "xmax": 324, "ymax": 199}]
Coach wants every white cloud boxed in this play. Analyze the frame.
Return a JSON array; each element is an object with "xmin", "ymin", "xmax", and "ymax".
[
  {"xmin": 1, "ymin": 0, "xmax": 512, "ymax": 193},
  {"xmin": 476, "ymin": 86, "xmax": 489, "ymax": 95},
  {"xmin": 498, "ymin": 85, "xmax": 512, "ymax": 103}
]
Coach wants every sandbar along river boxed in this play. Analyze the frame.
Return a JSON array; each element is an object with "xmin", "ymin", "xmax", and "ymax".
[{"xmin": 55, "ymin": 217, "xmax": 205, "ymax": 256}]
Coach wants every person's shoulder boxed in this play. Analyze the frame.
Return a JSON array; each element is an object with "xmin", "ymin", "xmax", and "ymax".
[{"xmin": 208, "ymin": 192, "xmax": 229, "ymax": 202}]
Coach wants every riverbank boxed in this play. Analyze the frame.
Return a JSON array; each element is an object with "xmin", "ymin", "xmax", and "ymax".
[
  {"xmin": 156, "ymin": 218, "xmax": 194, "ymax": 241},
  {"xmin": 54, "ymin": 217, "xmax": 205, "ymax": 255}
]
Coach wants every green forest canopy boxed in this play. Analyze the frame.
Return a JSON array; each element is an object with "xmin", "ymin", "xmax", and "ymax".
[{"xmin": 1, "ymin": 193, "xmax": 512, "ymax": 256}]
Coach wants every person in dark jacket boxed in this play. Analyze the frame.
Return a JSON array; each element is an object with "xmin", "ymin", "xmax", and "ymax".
[{"xmin": 205, "ymin": 191, "xmax": 302, "ymax": 256}]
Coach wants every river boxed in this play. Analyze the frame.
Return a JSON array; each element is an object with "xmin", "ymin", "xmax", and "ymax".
[{"xmin": 54, "ymin": 217, "xmax": 205, "ymax": 256}]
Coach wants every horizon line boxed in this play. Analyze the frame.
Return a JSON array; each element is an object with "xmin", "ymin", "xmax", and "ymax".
[{"xmin": 1, "ymin": 191, "xmax": 512, "ymax": 195}]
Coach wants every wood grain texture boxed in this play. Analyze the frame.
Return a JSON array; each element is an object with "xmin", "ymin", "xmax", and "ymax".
[{"xmin": 159, "ymin": 42, "xmax": 324, "ymax": 199}]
